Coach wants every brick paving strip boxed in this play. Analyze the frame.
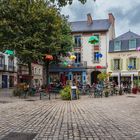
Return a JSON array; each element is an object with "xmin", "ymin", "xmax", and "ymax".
[{"xmin": 0, "ymin": 95, "xmax": 140, "ymax": 140}]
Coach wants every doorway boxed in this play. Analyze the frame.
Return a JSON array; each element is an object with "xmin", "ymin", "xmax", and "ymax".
[{"xmin": 91, "ymin": 71, "xmax": 101, "ymax": 85}]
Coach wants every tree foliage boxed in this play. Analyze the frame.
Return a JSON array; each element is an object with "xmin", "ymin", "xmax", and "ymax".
[
  {"xmin": 49, "ymin": 0, "xmax": 87, "ymax": 7},
  {"xmin": 0, "ymin": 0, "xmax": 73, "ymax": 85}
]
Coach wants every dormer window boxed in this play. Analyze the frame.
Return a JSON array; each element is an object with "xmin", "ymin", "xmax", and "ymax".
[
  {"xmin": 114, "ymin": 41, "xmax": 121, "ymax": 51},
  {"xmin": 129, "ymin": 39, "xmax": 136, "ymax": 50}
]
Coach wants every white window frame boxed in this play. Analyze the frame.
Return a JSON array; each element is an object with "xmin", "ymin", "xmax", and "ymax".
[
  {"xmin": 129, "ymin": 39, "xmax": 136, "ymax": 50},
  {"xmin": 114, "ymin": 41, "xmax": 121, "ymax": 51}
]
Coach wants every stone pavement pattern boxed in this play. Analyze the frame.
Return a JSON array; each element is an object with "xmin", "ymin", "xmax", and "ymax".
[{"xmin": 0, "ymin": 95, "xmax": 140, "ymax": 140}]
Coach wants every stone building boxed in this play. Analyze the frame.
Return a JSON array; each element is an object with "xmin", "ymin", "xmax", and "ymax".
[
  {"xmin": 108, "ymin": 31, "xmax": 140, "ymax": 88},
  {"xmin": 49, "ymin": 13, "xmax": 115, "ymax": 85}
]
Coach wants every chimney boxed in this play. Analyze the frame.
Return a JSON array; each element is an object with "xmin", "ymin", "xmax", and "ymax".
[
  {"xmin": 87, "ymin": 13, "xmax": 93, "ymax": 25},
  {"xmin": 108, "ymin": 13, "xmax": 115, "ymax": 25}
]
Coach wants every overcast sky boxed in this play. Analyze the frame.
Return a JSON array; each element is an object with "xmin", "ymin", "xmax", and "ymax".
[{"xmin": 61, "ymin": 0, "xmax": 140, "ymax": 37}]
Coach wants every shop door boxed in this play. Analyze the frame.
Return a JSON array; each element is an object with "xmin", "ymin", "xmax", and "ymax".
[
  {"xmin": 9, "ymin": 76, "xmax": 14, "ymax": 87},
  {"xmin": 2, "ymin": 75, "xmax": 8, "ymax": 88}
]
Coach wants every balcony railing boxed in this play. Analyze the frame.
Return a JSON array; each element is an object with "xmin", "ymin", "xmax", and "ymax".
[
  {"xmin": 50, "ymin": 61, "xmax": 87, "ymax": 69},
  {"xmin": 8, "ymin": 65, "xmax": 17, "ymax": 72}
]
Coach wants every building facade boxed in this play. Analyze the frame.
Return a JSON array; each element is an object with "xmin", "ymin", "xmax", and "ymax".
[
  {"xmin": 108, "ymin": 31, "xmax": 140, "ymax": 88},
  {"xmin": 18, "ymin": 63, "xmax": 43, "ymax": 87},
  {"xmin": 32, "ymin": 63, "xmax": 43, "ymax": 87},
  {"xmin": 0, "ymin": 52, "xmax": 17, "ymax": 88},
  {"xmin": 71, "ymin": 13, "xmax": 115, "ymax": 85},
  {"xmin": 49, "ymin": 13, "xmax": 115, "ymax": 85}
]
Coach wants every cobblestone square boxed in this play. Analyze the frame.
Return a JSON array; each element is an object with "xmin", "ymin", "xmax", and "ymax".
[{"xmin": 0, "ymin": 95, "xmax": 140, "ymax": 140}]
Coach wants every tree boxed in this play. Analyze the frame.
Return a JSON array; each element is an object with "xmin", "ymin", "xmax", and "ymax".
[
  {"xmin": 0, "ymin": 0, "xmax": 73, "ymax": 86},
  {"xmin": 49, "ymin": 0, "xmax": 87, "ymax": 7}
]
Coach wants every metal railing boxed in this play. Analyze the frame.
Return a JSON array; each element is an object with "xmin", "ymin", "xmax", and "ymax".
[{"xmin": 50, "ymin": 61, "xmax": 87, "ymax": 68}]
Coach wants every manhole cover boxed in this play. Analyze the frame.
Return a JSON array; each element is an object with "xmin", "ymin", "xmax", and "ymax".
[
  {"xmin": 127, "ymin": 96, "xmax": 136, "ymax": 98},
  {"xmin": 0, "ymin": 101, "xmax": 11, "ymax": 104},
  {"xmin": 1, "ymin": 132, "xmax": 37, "ymax": 140}
]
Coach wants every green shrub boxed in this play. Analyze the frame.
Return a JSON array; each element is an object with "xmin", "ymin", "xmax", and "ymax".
[
  {"xmin": 60, "ymin": 86, "xmax": 71, "ymax": 100},
  {"xmin": 13, "ymin": 88, "xmax": 23, "ymax": 96}
]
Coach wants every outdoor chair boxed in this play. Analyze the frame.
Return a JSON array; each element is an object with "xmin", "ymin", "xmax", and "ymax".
[
  {"xmin": 88, "ymin": 88, "xmax": 94, "ymax": 97},
  {"xmin": 94, "ymin": 88, "xmax": 102, "ymax": 98}
]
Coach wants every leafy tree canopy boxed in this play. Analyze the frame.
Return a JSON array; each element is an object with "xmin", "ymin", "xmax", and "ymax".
[
  {"xmin": 0, "ymin": 0, "xmax": 73, "ymax": 64},
  {"xmin": 49, "ymin": 0, "xmax": 87, "ymax": 7}
]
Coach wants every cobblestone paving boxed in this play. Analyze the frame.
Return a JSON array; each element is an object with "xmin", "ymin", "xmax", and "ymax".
[{"xmin": 0, "ymin": 95, "xmax": 140, "ymax": 140}]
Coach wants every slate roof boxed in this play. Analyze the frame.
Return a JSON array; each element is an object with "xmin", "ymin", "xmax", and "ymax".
[
  {"xmin": 70, "ymin": 19, "xmax": 111, "ymax": 33},
  {"xmin": 109, "ymin": 31, "xmax": 140, "ymax": 53},
  {"xmin": 115, "ymin": 31, "xmax": 140, "ymax": 41}
]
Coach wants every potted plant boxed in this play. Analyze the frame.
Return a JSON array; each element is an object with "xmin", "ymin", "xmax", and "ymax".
[
  {"xmin": 132, "ymin": 80, "xmax": 138, "ymax": 94},
  {"xmin": 104, "ymin": 88, "xmax": 109, "ymax": 97}
]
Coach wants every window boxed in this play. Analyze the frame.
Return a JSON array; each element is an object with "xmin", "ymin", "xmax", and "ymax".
[
  {"xmin": 114, "ymin": 59, "xmax": 120, "ymax": 70},
  {"xmin": 0, "ymin": 56, "xmax": 5, "ymax": 67},
  {"xmin": 129, "ymin": 58, "xmax": 136, "ymax": 69},
  {"xmin": 8, "ymin": 57, "xmax": 14, "ymax": 68},
  {"xmin": 38, "ymin": 69, "xmax": 40, "ymax": 74},
  {"xmin": 74, "ymin": 35, "xmax": 81, "ymax": 48},
  {"xmin": 114, "ymin": 41, "xmax": 121, "ymax": 51},
  {"xmin": 75, "ymin": 53, "xmax": 81, "ymax": 63},
  {"xmin": 34, "ymin": 68, "xmax": 37, "ymax": 74},
  {"xmin": 94, "ymin": 52, "xmax": 99, "ymax": 63},
  {"xmin": 129, "ymin": 39, "xmax": 136, "ymax": 50}
]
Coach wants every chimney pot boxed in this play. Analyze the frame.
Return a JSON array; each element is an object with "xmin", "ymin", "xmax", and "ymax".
[
  {"xmin": 87, "ymin": 13, "xmax": 93, "ymax": 25},
  {"xmin": 108, "ymin": 13, "xmax": 115, "ymax": 25}
]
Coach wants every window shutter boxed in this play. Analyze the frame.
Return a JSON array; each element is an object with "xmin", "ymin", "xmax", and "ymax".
[
  {"xmin": 111, "ymin": 59, "xmax": 114, "ymax": 71},
  {"xmin": 120, "ymin": 59, "xmax": 123, "ymax": 70},
  {"xmin": 136, "ymin": 58, "xmax": 140, "ymax": 70}
]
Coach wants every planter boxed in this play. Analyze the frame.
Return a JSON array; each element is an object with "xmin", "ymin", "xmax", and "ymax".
[
  {"xmin": 132, "ymin": 87, "xmax": 138, "ymax": 94},
  {"xmin": 105, "ymin": 92, "xmax": 109, "ymax": 97}
]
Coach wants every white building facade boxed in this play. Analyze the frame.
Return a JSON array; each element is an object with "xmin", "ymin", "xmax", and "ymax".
[
  {"xmin": 71, "ymin": 13, "xmax": 115, "ymax": 85},
  {"xmin": 0, "ymin": 52, "xmax": 17, "ymax": 88}
]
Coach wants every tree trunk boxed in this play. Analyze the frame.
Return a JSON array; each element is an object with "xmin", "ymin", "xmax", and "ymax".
[
  {"xmin": 45, "ymin": 61, "xmax": 50, "ymax": 100},
  {"xmin": 28, "ymin": 62, "xmax": 33, "ymax": 87}
]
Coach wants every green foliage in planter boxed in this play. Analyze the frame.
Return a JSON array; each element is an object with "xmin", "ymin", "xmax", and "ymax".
[
  {"xmin": 60, "ymin": 86, "xmax": 71, "ymax": 100},
  {"xmin": 104, "ymin": 88, "xmax": 109, "ymax": 97},
  {"xmin": 97, "ymin": 72, "xmax": 110, "ymax": 81},
  {"xmin": 13, "ymin": 88, "xmax": 23, "ymax": 96}
]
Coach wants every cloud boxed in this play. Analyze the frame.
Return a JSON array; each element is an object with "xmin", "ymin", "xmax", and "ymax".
[{"xmin": 61, "ymin": 0, "xmax": 140, "ymax": 36}]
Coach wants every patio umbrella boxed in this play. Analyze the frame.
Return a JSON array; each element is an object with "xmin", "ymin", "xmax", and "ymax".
[
  {"xmin": 136, "ymin": 46, "xmax": 140, "ymax": 51},
  {"xmin": 4, "ymin": 50, "xmax": 14, "ymax": 55},
  {"xmin": 45, "ymin": 54, "xmax": 53, "ymax": 61},
  {"xmin": 63, "ymin": 61, "xmax": 68, "ymax": 67},
  {"xmin": 96, "ymin": 65, "xmax": 103, "ymax": 69},
  {"xmin": 88, "ymin": 36, "xmax": 99, "ymax": 44},
  {"xmin": 128, "ymin": 65, "xmax": 133, "ymax": 69}
]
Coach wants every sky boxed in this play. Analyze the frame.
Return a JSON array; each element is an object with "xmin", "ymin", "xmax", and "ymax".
[{"xmin": 61, "ymin": 0, "xmax": 140, "ymax": 37}]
